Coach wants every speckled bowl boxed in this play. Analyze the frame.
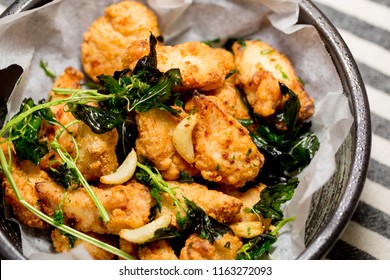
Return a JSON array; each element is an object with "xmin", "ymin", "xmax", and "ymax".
[{"xmin": 0, "ymin": 0, "xmax": 371, "ymax": 260}]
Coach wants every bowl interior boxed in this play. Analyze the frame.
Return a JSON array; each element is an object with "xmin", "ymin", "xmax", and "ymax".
[{"xmin": 0, "ymin": 0, "xmax": 371, "ymax": 260}]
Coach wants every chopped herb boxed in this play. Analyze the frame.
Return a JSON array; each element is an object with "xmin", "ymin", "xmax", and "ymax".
[
  {"xmin": 62, "ymin": 232, "xmax": 78, "ymax": 248},
  {"xmin": 275, "ymin": 64, "xmax": 288, "ymax": 80},
  {"xmin": 49, "ymin": 162, "xmax": 80, "ymax": 189},
  {"xmin": 39, "ymin": 60, "xmax": 56, "ymax": 80},
  {"xmin": 237, "ymin": 118, "xmax": 254, "ymax": 128},
  {"xmin": 53, "ymin": 209, "xmax": 64, "ymax": 224},
  {"xmin": 225, "ymin": 69, "xmax": 237, "ymax": 79},
  {"xmin": 222, "ymin": 38, "xmax": 246, "ymax": 52},
  {"xmin": 298, "ymin": 76, "xmax": 306, "ymax": 86},
  {"xmin": 178, "ymin": 171, "xmax": 195, "ymax": 183},
  {"xmin": 261, "ymin": 49, "xmax": 274, "ymax": 55},
  {"xmin": 202, "ymin": 38, "xmax": 221, "ymax": 47},
  {"xmin": 237, "ymin": 39, "xmax": 247, "ymax": 48}
]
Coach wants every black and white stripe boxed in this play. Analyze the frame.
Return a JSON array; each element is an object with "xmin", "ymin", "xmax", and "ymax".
[
  {"xmin": 0, "ymin": 0, "xmax": 388, "ymax": 260},
  {"xmin": 313, "ymin": 0, "xmax": 390, "ymax": 260}
]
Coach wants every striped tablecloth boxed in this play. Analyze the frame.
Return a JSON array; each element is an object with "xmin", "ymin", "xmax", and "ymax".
[
  {"xmin": 311, "ymin": 0, "xmax": 390, "ymax": 260},
  {"xmin": 0, "ymin": 0, "xmax": 389, "ymax": 260}
]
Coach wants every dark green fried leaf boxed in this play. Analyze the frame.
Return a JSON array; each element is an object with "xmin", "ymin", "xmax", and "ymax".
[
  {"xmin": 68, "ymin": 103, "xmax": 124, "ymax": 134},
  {"xmin": 236, "ymin": 234, "xmax": 277, "ymax": 260},
  {"xmin": 183, "ymin": 198, "xmax": 232, "ymax": 243},
  {"xmin": 252, "ymin": 178, "xmax": 299, "ymax": 222},
  {"xmin": 49, "ymin": 163, "xmax": 80, "ymax": 189},
  {"xmin": 10, "ymin": 98, "xmax": 49, "ymax": 165},
  {"xmin": 278, "ymin": 82, "xmax": 300, "ymax": 131}
]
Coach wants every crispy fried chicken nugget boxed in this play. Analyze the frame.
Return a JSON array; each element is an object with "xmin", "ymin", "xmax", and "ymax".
[
  {"xmin": 51, "ymin": 228, "xmax": 118, "ymax": 260},
  {"xmin": 222, "ymin": 183, "xmax": 271, "ymax": 225},
  {"xmin": 135, "ymin": 108, "xmax": 198, "ymax": 180},
  {"xmin": 139, "ymin": 240, "xmax": 179, "ymax": 260},
  {"xmin": 74, "ymin": 124, "xmax": 119, "ymax": 182},
  {"xmin": 39, "ymin": 66, "xmax": 84, "ymax": 170},
  {"xmin": 39, "ymin": 66, "xmax": 119, "ymax": 182},
  {"xmin": 122, "ymin": 40, "xmax": 233, "ymax": 91},
  {"xmin": 36, "ymin": 180, "xmax": 154, "ymax": 235},
  {"xmin": 180, "ymin": 233, "xmax": 242, "ymax": 260},
  {"xmin": 192, "ymin": 95, "xmax": 264, "ymax": 188},
  {"xmin": 158, "ymin": 181, "xmax": 243, "ymax": 227},
  {"xmin": 119, "ymin": 238, "xmax": 139, "ymax": 259},
  {"xmin": 233, "ymin": 40, "xmax": 314, "ymax": 121},
  {"xmin": 0, "ymin": 142, "xmax": 49, "ymax": 229},
  {"xmin": 206, "ymin": 73, "xmax": 251, "ymax": 120},
  {"xmin": 81, "ymin": 1, "xmax": 161, "ymax": 81}
]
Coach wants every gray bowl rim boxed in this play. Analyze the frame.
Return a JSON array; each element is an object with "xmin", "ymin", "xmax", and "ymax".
[{"xmin": 0, "ymin": 0, "xmax": 371, "ymax": 260}]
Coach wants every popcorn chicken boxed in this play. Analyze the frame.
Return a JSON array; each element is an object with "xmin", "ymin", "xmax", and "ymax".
[
  {"xmin": 81, "ymin": 1, "xmax": 161, "ymax": 81},
  {"xmin": 35, "ymin": 180, "xmax": 154, "ymax": 235},
  {"xmin": 191, "ymin": 94, "xmax": 264, "ymax": 188},
  {"xmin": 206, "ymin": 72, "xmax": 251, "ymax": 120},
  {"xmin": 158, "ymin": 181, "xmax": 243, "ymax": 226},
  {"xmin": 180, "ymin": 233, "xmax": 242, "ymax": 260},
  {"xmin": 233, "ymin": 40, "xmax": 314, "ymax": 121},
  {"xmin": 122, "ymin": 40, "xmax": 233, "ymax": 91},
  {"xmin": 135, "ymin": 108, "xmax": 198, "ymax": 181},
  {"xmin": 0, "ymin": 142, "xmax": 49, "ymax": 229},
  {"xmin": 139, "ymin": 240, "xmax": 179, "ymax": 260}
]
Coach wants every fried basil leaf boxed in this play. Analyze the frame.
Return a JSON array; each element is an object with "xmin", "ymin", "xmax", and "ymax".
[
  {"xmin": 251, "ymin": 177, "xmax": 299, "ymax": 222},
  {"xmin": 10, "ymin": 98, "xmax": 49, "ymax": 165},
  {"xmin": 182, "ymin": 198, "xmax": 232, "ymax": 243},
  {"xmin": 68, "ymin": 103, "xmax": 125, "ymax": 134},
  {"xmin": 236, "ymin": 234, "xmax": 277, "ymax": 260}
]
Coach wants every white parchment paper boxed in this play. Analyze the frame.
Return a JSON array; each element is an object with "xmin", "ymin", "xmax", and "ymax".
[{"xmin": 0, "ymin": 0, "xmax": 353, "ymax": 259}]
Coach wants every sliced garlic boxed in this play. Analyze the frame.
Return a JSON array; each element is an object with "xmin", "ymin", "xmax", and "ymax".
[
  {"xmin": 100, "ymin": 148, "xmax": 137, "ymax": 185},
  {"xmin": 119, "ymin": 214, "xmax": 171, "ymax": 244},
  {"xmin": 172, "ymin": 114, "xmax": 198, "ymax": 164},
  {"xmin": 230, "ymin": 221, "xmax": 264, "ymax": 238}
]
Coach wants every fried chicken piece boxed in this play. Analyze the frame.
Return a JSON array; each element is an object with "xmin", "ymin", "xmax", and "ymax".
[
  {"xmin": 191, "ymin": 94, "xmax": 264, "ymax": 188},
  {"xmin": 182, "ymin": 49, "xmax": 250, "ymax": 120},
  {"xmin": 180, "ymin": 233, "xmax": 242, "ymax": 260},
  {"xmin": 206, "ymin": 72, "xmax": 251, "ymax": 120},
  {"xmin": 122, "ymin": 40, "xmax": 233, "ymax": 91},
  {"xmin": 221, "ymin": 183, "xmax": 267, "ymax": 222},
  {"xmin": 81, "ymin": 1, "xmax": 161, "ymax": 82},
  {"xmin": 158, "ymin": 181, "xmax": 243, "ymax": 226},
  {"xmin": 39, "ymin": 66, "xmax": 119, "ymax": 182},
  {"xmin": 232, "ymin": 40, "xmax": 314, "ymax": 121},
  {"xmin": 51, "ymin": 228, "xmax": 118, "ymax": 260},
  {"xmin": 39, "ymin": 66, "xmax": 84, "ymax": 171},
  {"xmin": 0, "ymin": 142, "xmax": 48, "ymax": 229},
  {"xmin": 139, "ymin": 240, "xmax": 179, "ymax": 260},
  {"xmin": 36, "ymin": 180, "xmax": 154, "ymax": 235},
  {"xmin": 74, "ymin": 124, "xmax": 119, "ymax": 182},
  {"xmin": 119, "ymin": 238, "xmax": 139, "ymax": 259},
  {"xmin": 135, "ymin": 108, "xmax": 198, "ymax": 180}
]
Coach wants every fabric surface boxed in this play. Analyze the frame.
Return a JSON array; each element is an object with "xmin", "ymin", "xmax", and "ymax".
[
  {"xmin": 312, "ymin": 0, "xmax": 390, "ymax": 260},
  {"xmin": 0, "ymin": 0, "xmax": 389, "ymax": 260}
]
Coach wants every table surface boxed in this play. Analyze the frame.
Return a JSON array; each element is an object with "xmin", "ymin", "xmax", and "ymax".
[{"xmin": 0, "ymin": 0, "xmax": 389, "ymax": 260}]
